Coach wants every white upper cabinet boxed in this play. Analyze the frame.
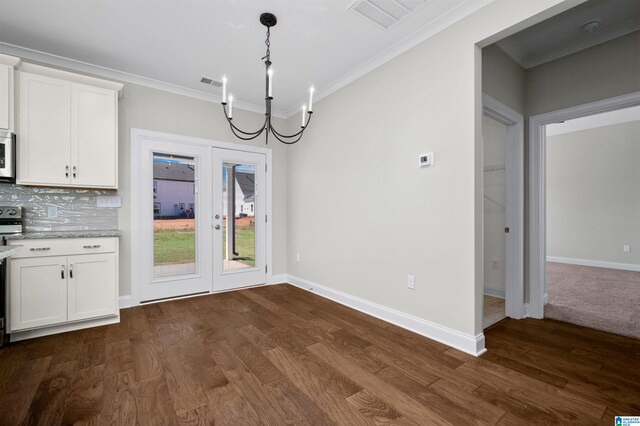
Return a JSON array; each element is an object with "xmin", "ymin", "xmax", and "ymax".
[
  {"xmin": 18, "ymin": 72, "xmax": 72, "ymax": 186},
  {"xmin": 0, "ymin": 54, "xmax": 21, "ymax": 132},
  {"xmin": 17, "ymin": 63, "xmax": 122, "ymax": 188},
  {"xmin": 71, "ymin": 83, "xmax": 118, "ymax": 187}
]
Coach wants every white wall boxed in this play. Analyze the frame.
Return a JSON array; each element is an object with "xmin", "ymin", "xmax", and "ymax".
[
  {"xmin": 118, "ymin": 83, "xmax": 288, "ymax": 297},
  {"xmin": 546, "ymin": 120, "xmax": 640, "ymax": 266},
  {"xmin": 483, "ymin": 116, "xmax": 507, "ymax": 295},
  {"xmin": 286, "ymin": 0, "xmax": 573, "ymax": 339}
]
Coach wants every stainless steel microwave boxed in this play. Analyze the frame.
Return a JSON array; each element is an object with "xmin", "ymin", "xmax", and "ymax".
[{"xmin": 0, "ymin": 131, "xmax": 15, "ymax": 182}]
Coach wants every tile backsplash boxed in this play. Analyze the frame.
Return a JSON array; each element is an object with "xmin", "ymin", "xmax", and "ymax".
[{"xmin": 0, "ymin": 184, "xmax": 118, "ymax": 232}]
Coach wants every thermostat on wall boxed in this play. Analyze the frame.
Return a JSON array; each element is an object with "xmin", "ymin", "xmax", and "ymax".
[{"xmin": 419, "ymin": 152, "xmax": 434, "ymax": 168}]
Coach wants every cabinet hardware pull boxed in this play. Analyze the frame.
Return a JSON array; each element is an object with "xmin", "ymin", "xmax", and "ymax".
[
  {"xmin": 65, "ymin": 165, "xmax": 69, "ymax": 178},
  {"xmin": 30, "ymin": 247, "xmax": 51, "ymax": 251},
  {"xmin": 83, "ymin": 245, "xmax": 101, "ymax": 249},
  {"xmin": 61, "ymin": 265, "xmax": 65, "ymax": 279},
  {"xmin": 70, "ymin": 265, "xmax": 73, "ymax": 279},
  {"xmin": 73, "ymin": 166, "xmax": 77, "ymax": 179}
]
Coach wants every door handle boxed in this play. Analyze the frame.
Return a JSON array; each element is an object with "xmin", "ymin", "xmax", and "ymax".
[
  {"xmin": 214, "ymin": 214, "xmax": 220, "ymax": 219},
  {"xmin": 505, "ymin": 227, "xmax": 510, "ymax": 233},
  {"xmin": 214, "ymin": 224, "xmax": 220, "ymax": 230}
]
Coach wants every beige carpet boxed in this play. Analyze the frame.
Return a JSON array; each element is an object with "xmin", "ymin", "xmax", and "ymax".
[{"xmin": 545, "ymin": 262, "xmax": 640, "ymax": 339}]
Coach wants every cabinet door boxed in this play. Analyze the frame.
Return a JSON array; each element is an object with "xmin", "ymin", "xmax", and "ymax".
[
  {"xmin": 70, "ymin": 83, "xmax": 117, "ymax": 188},
  {"xmin": 9, "ymin": 257, "xmax": 68, "ymax": 331},
  {"xmin": 18, "ymin": 72, "xmax": 72, "ymax": 185},
  {"xmin": 67, "ymin": 253, "xmax": 117, "ymax": 321},
  {"xmin": 0, "ymin": 65, "xmax": 10, "ymax": 131}
]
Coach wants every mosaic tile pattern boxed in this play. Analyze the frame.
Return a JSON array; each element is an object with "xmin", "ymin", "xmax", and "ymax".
[{"xmin": 0, "ymin": 184, "xmax": 118, "ymax": 232}]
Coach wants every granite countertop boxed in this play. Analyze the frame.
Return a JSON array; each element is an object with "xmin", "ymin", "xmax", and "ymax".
[
  {"xmin": 4, "ymin": 230, "xmax": 121, "ymax": 240},
  {"xmin": 0, "ymin": 245, "xmax": 23, "ymax": 260}
]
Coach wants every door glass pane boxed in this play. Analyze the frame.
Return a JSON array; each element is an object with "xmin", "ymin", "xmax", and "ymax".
[
  {"xmin": 222, "ymin": 163, "xmax": 256, "ymax": 271},
  {"xmin": 153, "ymin": 153, "xmax": 196, "ymax": 278}
]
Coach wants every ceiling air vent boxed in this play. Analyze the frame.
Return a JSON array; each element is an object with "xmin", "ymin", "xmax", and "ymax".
[
  {"xmin": 349, "ymin": 0, "xmax": 427, "ymax": 29},
  {"xmin": 200, "ymin": 76, "xmax": 223, "ymax": 87}
]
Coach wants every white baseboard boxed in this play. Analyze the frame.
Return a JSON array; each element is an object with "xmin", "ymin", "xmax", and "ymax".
[
  {"xmin": 286, "ymin": 275, "xmax": 486, "ymax": 357},
  {"xmin": 483, "ymin": 285, "xmax": 505, "ymax": 299},
  {"xmin": 547, "ymin": 256, "xmax": 640, "ymax": 272},
  {"xmin": 119, "ymin": 295, "xmax": 134, "ymax": 309},
  {"xmin": 268, "ymin": 274, "xmax": 288, "ymax": 284}
]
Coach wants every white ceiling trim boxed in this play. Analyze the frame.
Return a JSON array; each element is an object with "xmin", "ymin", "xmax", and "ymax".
[
  {"xmin": 546, "ymin": 105, "xmax": 640, "ymax": 136},
  {"xmin": 0, "ymin": 0, "xmax": 493, "ymax": 120},
  {"xmin": 0, "ymin": 41, "xmax": 274, "ymax": 118},
  {"xmin": 283, "ymin": 0, "xmax": 495, "ymax": 117}
]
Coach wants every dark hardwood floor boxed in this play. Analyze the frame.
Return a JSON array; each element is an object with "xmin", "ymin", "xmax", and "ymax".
[{"xmin": 0, "ymin": 284, "xmax": 638, "ymax": 425}]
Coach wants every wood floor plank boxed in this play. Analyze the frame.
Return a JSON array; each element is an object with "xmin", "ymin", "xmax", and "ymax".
[
  {"xmin": 265, "ymin": 346, "xmax": 373, "ymax": 426},
  {"xmin": 61, "ymin": 364, "xmax": 106, "ymax": 425},
  {"xmin": 23, "ymin": 360, "xmax": 76, "ymax": 426},
  {"xmin": 308, "ymin": 342, "xmax": 453, "ymax": 425},
  {"xmin": 1, "ymin": 284, "xmax": 638, "ymax": 425},
  {"xmin": 132, "ymin": 375, "xmax": 179, "ymax": 426}
]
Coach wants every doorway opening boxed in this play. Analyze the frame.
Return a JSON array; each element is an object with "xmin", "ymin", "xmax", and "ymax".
[
  {"xmin": 529, "ymin": 95, "xmax": 640, "ymax": 339},
  {"xmin": 482, "ymin": 94, "xmax": 525, "ymax": 329}
]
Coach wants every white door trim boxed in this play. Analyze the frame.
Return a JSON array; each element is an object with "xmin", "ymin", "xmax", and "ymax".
[
  {"xmin": 482, "ymin": 93, "xmax": 525, "ymax": 320},
  {"xmin": 528, "ymin": 91, "xmax": 640, "ymax": 318},
  {"xmin": 130, "ymin": 128, "xmax": 273, "ymax": 307}
]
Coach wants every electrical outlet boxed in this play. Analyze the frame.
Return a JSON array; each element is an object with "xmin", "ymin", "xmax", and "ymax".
[
  {"xmin": 296, "ymin": 253, "xmax": 301, "ymax": 262},
  {"xmin": 97, "ymin": 196, "xmax": 122, "ymax": 208},
  {"xmin": 407, "ymin": 274, "xmax": 415, "ymax": 289},
  {"xmin": 47, "ymin": 206, "xmax": 58, "ymax": 219},
  {"xmin": 491, "ymin": 259, "xmax": 500, "ymax": 270},
  {"xmin": 624, "ymin": 245, "xmax": 631, "ymax": 253}
]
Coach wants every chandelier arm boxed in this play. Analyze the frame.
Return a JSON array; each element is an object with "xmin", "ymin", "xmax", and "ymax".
[
  {"xmin": 227, "ymin": 121, "xmax": 266, "ymax": 141},
  {"xmin": 268, "ymin": 113, "xmax": 312, "ymax": 139},
  {"xmin": 222, "ymin": 104, "xmax": 267, "ymax": 136},
  {"xmin": 269, "ymin": 128, "xmax": 306, "ymax": 145}
]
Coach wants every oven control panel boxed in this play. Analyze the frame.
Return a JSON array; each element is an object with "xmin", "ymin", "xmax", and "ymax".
[{"xmin": 0, "ymin": 207, "xmax": 22, "ymax": 219}]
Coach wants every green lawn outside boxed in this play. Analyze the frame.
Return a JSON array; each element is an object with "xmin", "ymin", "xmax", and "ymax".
[{"xmin": 154, "ymin": 223, "xmax": 255, "ymax": 267}]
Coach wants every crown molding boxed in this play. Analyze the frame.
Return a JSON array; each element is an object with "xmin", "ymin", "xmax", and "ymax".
[
  {"xmin": 0, "ymin": 41, "xmax": 286, "ymax": 118},
  {"xmin": 0, "ymin": 0, "xmax": 492, "ymax": 120},
  {"xmin": 282, "ymin": 0, "xmax": 495, "ymax": 117}
]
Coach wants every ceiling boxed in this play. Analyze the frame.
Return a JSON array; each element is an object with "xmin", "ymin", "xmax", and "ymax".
[
  {"xmin": 496, "ymin": 0, "xmax": 640, "ymax": 69},
  {"xmin": 0, "ymin": 0, "xmax": 491, "ymax": 117}
]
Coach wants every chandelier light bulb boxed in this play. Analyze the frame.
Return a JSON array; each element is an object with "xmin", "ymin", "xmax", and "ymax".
[
  {"xmin": 222, "ymin": 75, "xmax": 227, "ymax": 103},
  {"xmin": 228, "ymin": 95, "xmax": 233, "ymax": 119},
  {"xmin": 302, "ymin": 104, "xmax": 307, "ymax": 127},
  {"xmin": 268, "ymin": 69, "xmax": 273, "ymax": 98},
  {"xmin": 309, "ymin": 86, "xmax": 315, "ymax": 112}
]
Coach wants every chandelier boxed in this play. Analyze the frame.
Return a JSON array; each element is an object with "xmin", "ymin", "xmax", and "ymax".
[{"xmin": 221, "ymin": 13, "xmax": 314, "ymax": 145}]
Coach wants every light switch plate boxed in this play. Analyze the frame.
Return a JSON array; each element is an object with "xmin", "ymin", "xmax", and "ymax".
[{"xmin": 97, "ymin": 195, "xmax": 122, "ymax": 208}]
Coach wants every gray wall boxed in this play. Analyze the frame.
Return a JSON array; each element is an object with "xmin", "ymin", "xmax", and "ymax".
[
  {"xmin": 285, "ymin": 0, "xmax": 569, "ymax": 337},
  {"xmin": 546, "ymin": 120, "xmax": 640, "ymax": 265},
  {"xmin": 482, "ymin": 44, "xmax": 525, "ymax": 114},
  {"xmin": 117, "ymin": 83, "xmax": 289, "ymax": 298},
  {"xmin": 526, "ymin": 31, "xmax": 640, "ymax": 117}
]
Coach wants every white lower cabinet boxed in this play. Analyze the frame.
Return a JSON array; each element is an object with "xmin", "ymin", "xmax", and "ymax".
[
  {"xmin": 10, "ymin": 257, "xmax": 68, "ymax": 330},
  {"xmin": 68, "ymin": 253, "xmax": 117, "ymax": 321},
  {"xmin": 8, "ymin": 237, "xmax": 119, "ymax": 334}
]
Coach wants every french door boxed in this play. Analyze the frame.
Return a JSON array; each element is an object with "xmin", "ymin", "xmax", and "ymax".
[
  {"xmin": 212, "ymin": 149, "xmax": 266, "ymax": 291},
  {"xmin": 135, "ymin": 131, "xmax": 266, "ymax": 302}
]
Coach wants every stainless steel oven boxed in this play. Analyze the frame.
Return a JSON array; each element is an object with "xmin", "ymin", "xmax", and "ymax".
[
  {"xmin": 0, "ymin": 207, "xmax": 22, "ymax": 347},
  {"xmin": 0, "ymin": 130, "xmax": 16, "ymax": 183}
]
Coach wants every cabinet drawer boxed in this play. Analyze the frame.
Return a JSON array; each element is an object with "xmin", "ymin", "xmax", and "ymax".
[{"xmin": 8, "ymin": 237, "xmax": 117, "ymax": 258}]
